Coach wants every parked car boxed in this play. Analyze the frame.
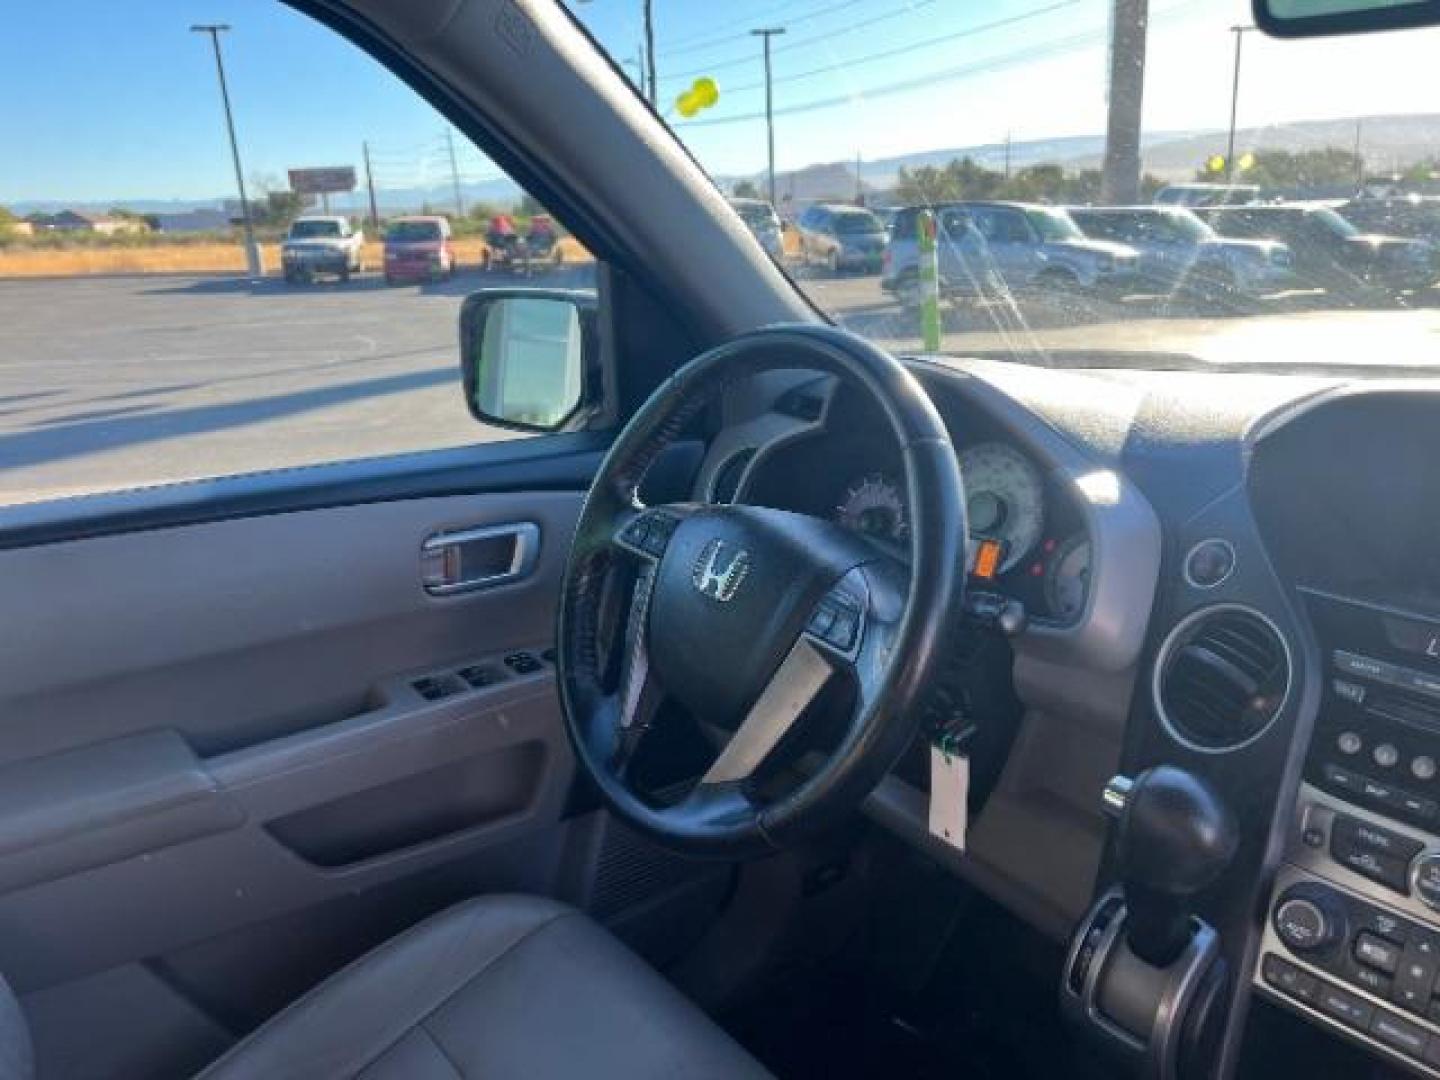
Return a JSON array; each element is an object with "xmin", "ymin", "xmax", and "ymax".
[
  {"xmin": 882, "ymin": 201, "xmax": 1140, "ymax": 306},
  {"xmin": 382, "ymin": 215, "xmax": 454, "ymax": 285},
  {"xmin": 1154, "ymin": 182, "xmax": 1260, "ymax": 207},
  {"xmin": 1068, "ymin": 205, "xmax": 1294, "ymax": 301},
  {"xmin": 794, "ymin": 203, "xmax": 887, "ymax": 273},
  {"xmin": 1338, "ymin": 195, "xmax": 1440, "ymax": 245},
  {"xmin": 1196, "ymin": 203, "xmax": 1438, "ymax": 299},
  {"xmin": 728, "ymin": 197, "xmax": 784, "ymax": 261},
  {"xmin": 280, "ymin": 215, "xmax": 365, "ymax": 283}
]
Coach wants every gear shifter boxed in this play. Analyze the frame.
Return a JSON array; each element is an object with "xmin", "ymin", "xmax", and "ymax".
[{"xmin": 1105, "ymin": 766, "xmax": 1239, "ymax": 967}]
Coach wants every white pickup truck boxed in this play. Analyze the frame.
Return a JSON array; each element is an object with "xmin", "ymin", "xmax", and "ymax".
[{"xmin": 280, "ymin": 215, "xmax": 366, "ymax": 283}]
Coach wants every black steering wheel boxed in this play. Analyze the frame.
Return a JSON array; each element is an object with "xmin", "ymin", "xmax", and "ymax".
[{"xmin": 557, "ymin": 325, "xmax": 967, "ymax": 857}]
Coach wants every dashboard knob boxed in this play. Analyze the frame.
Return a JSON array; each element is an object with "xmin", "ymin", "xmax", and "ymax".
[
  {"xmin": 1273, "ymin": 884, "xmax": 1346, "ymax": 954},
  {"xmin": 1413, "ymin": 852, "xmax": 1440, "ymax": 911}
]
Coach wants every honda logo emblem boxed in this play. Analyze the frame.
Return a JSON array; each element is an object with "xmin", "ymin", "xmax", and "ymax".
[{"xmin": 691, "ymin": 539, "xmax": 752, "ymax": 603}]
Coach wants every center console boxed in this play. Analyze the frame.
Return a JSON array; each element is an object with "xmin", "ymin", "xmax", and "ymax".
[{"xmin": 1258, "ymin": 590, "xmax": 1440, "ymax": 1076}]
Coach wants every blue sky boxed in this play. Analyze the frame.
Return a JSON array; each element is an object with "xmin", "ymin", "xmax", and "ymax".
[{"xmin": 5, "ymin": 0, "xmax": 1440, "ymax": 205}]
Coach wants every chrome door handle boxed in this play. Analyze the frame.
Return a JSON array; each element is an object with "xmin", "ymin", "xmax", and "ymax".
[{"xmin": 421, "ymin": 522, "xmax": 540, "ymax": 596}]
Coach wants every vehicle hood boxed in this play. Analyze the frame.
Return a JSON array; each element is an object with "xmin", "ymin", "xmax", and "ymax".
[
  {"xmin": 283, "ymin": 237, "xmax": 349, "ymax": 251},
  {"xmin": 386, "ymin": 239, "xmax": 444, "ymax": 254},
  {"xmin": 1343, "ymin": 234, "xmax": 1434, "ymax": 260},
  {"xmin": 1043, "ymin": 238, "xmax": 1136, "ymax": 261}
]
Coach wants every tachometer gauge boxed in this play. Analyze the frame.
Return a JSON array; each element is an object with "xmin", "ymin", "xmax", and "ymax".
[
  {"xmin": 835, "ymin": 472, "xmax": 908, "ymax": 544},
  {"xmin": 958, "ymin": 442, "xmax": 1045, "ymax": 573},
  {"xmin": 1044, "ymin": 534, "xmax": 1092, "ymax": 623}
]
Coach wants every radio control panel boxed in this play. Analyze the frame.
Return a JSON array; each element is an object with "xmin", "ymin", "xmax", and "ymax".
[{"xmin": 1258, "ymin": 591, "xmax": 1440, "ymax": 1076}]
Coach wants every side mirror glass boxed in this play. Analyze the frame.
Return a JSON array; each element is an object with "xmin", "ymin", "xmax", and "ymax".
[
  {"xmin": 1254, "ymin": 0, "xmax": 1440, "ymax": 35},
  {"xmin": 460, "ymin": 290, "xmax": 592, "ymax": 432}
]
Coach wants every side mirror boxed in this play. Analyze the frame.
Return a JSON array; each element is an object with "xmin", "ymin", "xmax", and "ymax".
[
  {"xmin": 1254, "ymin": 0, "xmax": 1440, "ymax": 35},
  {"xmin": 460, "ymin": 289, "xmax": 596, "ymax": 432}
]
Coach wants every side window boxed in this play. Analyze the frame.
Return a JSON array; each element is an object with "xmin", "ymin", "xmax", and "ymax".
[
  {"xmin": 991, "ymin": 210, "xmax": 1032, "ymax": 243},
  {"xmin": 0, "ymin": 3, "xmax": 597, "ymax": 508}
]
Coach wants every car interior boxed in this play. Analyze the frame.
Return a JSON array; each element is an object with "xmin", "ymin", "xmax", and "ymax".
[{"xmin": 10, "ymin": 0, "xmax": 1440, "ymax": 1078}]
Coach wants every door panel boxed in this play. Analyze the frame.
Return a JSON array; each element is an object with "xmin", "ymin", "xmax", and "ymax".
[{"xmin": 0, "ymin": 489, "xmax": 581, "ymax": 992}]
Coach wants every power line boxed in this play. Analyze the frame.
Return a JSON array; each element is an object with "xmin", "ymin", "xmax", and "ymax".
[
  {"xmin": 660, "ymin": 0, "xmax": 876, "ymax": 58},
  {"xmin": 715, "ymin": 0, "xmax": 1080, "ymax": 97},
  {"xmin": 662, "ymin": 0, "xmax": 940, "ymax": 84}
]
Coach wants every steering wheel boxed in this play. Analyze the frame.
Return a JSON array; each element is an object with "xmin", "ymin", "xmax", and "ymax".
[{"xmin": 557, "ymin": 325, "xmax": 967, "ymax": 857}]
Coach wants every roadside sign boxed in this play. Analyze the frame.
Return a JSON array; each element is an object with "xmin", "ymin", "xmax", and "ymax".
[{"xmin": 287, "ymin": 167, "xmax": 356, "ymax": 195}]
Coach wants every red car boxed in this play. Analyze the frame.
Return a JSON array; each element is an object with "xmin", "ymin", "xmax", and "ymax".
[{"xmin": 382, "ymin": 215, "xmax": 454, "ymax": 284}]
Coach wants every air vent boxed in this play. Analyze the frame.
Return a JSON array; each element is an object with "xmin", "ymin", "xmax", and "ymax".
[
  {"xmin": 1155, "ymin": 606, "xmax": 1291, "ymax": 751},
  {"xmin": 710, "ymin": 448, "xmax": 756, "ymax": 504}
]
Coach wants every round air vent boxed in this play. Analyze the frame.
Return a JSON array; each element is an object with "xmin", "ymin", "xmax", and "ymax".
[{"xmin": 1154, "ymin": 605, "xmax": 1292, "ymax": 752}]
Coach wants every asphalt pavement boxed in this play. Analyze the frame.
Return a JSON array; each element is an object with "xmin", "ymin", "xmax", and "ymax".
[{"xmin": 3, "ymin": 267, "xmax": 1440, "ymax": 506}]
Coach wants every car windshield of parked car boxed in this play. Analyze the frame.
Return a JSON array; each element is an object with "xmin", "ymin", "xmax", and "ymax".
[
  {"xmin": 1026, "ymin": 208, "xmax": 1084, "ymax": 243},
  {"xmin": 1314, "ymin": 207, "xmax": 1361, "ymax": 239},
  {"xmin": 386, "ymin": 221, "xmax": 442, "ymax": 242},
  {"xmin": 831, "ymin": 210, "xmax": 882, "ymax": 235},
  {"xmin": 289, "ymin": 220, "xmax": 342, "ymax": 239},
  {"xmin": 571, "ymin": 0, "xmax": 1440, "ymax": 371},
  {"xmin": 734, "ymin": 203, "xmax": 777, "ymax": 230}
]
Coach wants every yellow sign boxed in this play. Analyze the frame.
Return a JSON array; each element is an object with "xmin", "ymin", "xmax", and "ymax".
[
  {"xmin": 1237, "ymin": 152, "xmax": 1257, "ymax": 172},
  {"xmin": 1206, "ymin": 154, "xmax": 1226, "ymax": 174},
  {"xmin": 676, "ymin": 77, "xmax": 720, "ymax": 119}
]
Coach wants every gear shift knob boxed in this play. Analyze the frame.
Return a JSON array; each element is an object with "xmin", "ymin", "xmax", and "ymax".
[{"xmin": 1105, "ymin": 766, "xmax": 1238, "ymax": 967}]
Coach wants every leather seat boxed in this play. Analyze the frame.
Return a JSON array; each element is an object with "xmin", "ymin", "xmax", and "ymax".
[{"xmin": 196, "ymin": 894, "xmax": 770, "ymax": 1079}]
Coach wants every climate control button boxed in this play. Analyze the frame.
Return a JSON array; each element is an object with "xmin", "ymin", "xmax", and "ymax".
[
  {"xmin": 1413, "ymin": 853, "xmax": 1440, "ymax": 911},
  {"xmin": 1274, "ymin": 885, "xmax": 1346, "ymax": 955}
]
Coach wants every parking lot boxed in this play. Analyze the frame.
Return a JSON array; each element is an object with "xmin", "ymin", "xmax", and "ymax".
[{"xmin": 4, "ymin": 267, "xmax": 1440, "ymax": 506}]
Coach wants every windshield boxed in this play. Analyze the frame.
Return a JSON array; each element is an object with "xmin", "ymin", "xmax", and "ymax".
[
  {"xmin": 1026, "ymin": 208, "xmax": 1084, "ymax": 242},
  {"xmin": 1313, "ymin": 207, "xmax": 1361, "ymax": 238},
  {"xmin": 831, "ymin": 210, "xmax": 883, "ymax": 235},
  {"xmin": 573, "ymin": 0, "xmax": 1440, "ymax": 369},
  {"xmin": 385, "ymin": 221, "xmax": 442, "ymax": 242},
  {"xmin": 288, "ymin": 219, "xmax": 342, "ymax": 239},
  {"xmin": 733, "ymin": 202, "xmax": 778, "ymax": 230}
]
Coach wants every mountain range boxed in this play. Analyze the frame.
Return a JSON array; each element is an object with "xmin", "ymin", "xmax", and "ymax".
[{"xmin": 11, "ymin": 112, "xmax": 1440, "ymax": 216}]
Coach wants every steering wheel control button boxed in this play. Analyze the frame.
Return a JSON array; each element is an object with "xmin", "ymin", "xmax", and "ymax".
[
  {"xmin": 504, "ymin": 652, "xmax": 543, "ymax": 675},
  {"xmin": 1356, "ymin": 932, "xmax": 1402, "ymax": 974},
  {"xmin": 1262, "ymin": 954, "xmax": 1319, "ymax": 1004},
  {"xmin": 1413, "ymin": 854, "xmax": 1440, "ymax": 910},
  {"xmin": 1337, "ymin": 731, "xmax": 1363, "ymax": 755},
  {"xmin": 1183, "ymin": 538, "xmax": 1236, "ymax": 589},
  {"xmin": 1274, "ymin": 888, "xmax": 1345, "ymax": 954},
  {"xmin": 618, "ymin": 512, "xmax": 678, "ymax": 559},
  {"xmin": 1375, "ymin": 743, "xmax": 1401, "ymax": 769},
  {"xmin": 808, "ymin": 595, "xmax": 862, "ymax": 652},
  {"xmin": 1414, "ymin": 756, "xmax": 1438, "ymax": 782}
]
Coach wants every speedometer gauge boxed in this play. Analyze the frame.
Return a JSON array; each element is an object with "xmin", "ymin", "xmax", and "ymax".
[
  {"xmin": 1044, "ymin": 534, "xmax": 1092, "ymax": 623},
  {"xmin": 835, "ymin": 472, "xmax": 908, "ymax": 544},
  {"xmin": 957, "ymin": 442, "xmax": 1045, "ymax": 573}
]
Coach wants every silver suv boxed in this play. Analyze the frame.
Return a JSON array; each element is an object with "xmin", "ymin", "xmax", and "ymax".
[
  {"xmin": 881, "ymin": 201, "xmax": 1139, "ymax": 307},
  {"xmin": 1068, "ymin": 206, "xmax": 1294, "ymax": 301}
]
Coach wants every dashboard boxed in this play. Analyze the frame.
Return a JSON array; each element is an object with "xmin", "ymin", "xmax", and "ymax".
[{"xmin": 698, "ymin": 354, "xmax": 1440, "ymax": 1080}]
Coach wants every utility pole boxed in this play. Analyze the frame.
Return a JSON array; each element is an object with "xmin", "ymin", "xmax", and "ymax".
[
  {"xmin": 445, "ymin": 127, "xmax": 465, "ymax": 218},
  {"xmin": 1004, "ymin": 132, "xmax": 1012, "ymax": 180},
  {"xmin": 1225, "ymin": 25, "xmax": 1255, "ymax": 183},
  {"xmin": 752, "ymin": 27, "xmax": 785, "ymax": 208},
  {"xmin": 362, "ymin": 141, "xmax": 380, "ymax": 231},
  {"xmin": 855, "ymin": 149, "xmax": 863, "ymax": 204},
  {"xmin": 1353, "ymin": 118, "xmax": 1365, "ymax": 193},
  {"xmin": 643, "ymin": 0, "xmax": 657, "ymax": 106},
  {"xmin": 190, "ymin": 24, "xmax": 261, "ymax": 277},
  {"xmin": 1100, "ymin": 0, "xmax": 1148, "ymax": 204}
]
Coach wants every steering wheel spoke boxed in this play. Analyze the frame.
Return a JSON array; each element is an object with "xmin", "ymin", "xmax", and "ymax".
[{"xmin": 700, "ymin": 635, "xmax": 836, "ymax": 785}]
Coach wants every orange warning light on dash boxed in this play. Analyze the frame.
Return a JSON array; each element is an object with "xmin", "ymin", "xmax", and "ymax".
[{"xmin": 972, "ymin": 538, "xmax": 1004, "ymax": 580}]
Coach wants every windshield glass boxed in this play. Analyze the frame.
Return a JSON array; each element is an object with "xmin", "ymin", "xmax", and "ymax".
[
  {"xmin": 1026, "ymin": 208, "xmax": 1084, "ymax": 242},
  {"xmin": 288, "ymin": 219, "xmax": 342, "ymax": 239},
  {"xmin": 385, "ymin": 221, "xmax": 442, "ymax": 242},
  {"xmin": 831, "ymin": 209, "xmax": 883, "ymax": 234},
  {"xmin": 1314, "ymin": 207, "xmax": 1361, "ymax": 238},
  {"xmin": 573, "ymin": 0, "xmax": 1440, "ymax": 369},
  {"xmin": 733, "ymin": 202, "xmax": 778, "ymax": 229}
]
